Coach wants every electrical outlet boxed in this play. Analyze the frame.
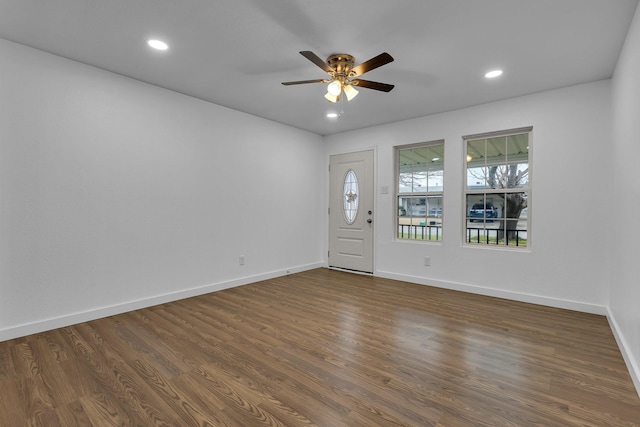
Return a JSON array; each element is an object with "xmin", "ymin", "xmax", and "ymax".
[
  {"xmin": 424, "ymin": 256, "xmax": 431, "ymax": 266},
  {"xmin": 239, "ymin": 255, "xmax": 245, "ymax": 266}
]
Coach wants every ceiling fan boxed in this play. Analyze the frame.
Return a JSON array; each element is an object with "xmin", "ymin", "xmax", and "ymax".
[{"xmin": 282, "ymin": 51, "xmax": 394, "ymax": 103}]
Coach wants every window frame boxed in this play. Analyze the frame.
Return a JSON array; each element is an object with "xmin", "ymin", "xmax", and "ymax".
[
  {"xmin": 463, "ymin": 127, "xmax": 532, "ymax": 249},
  {"xmin": 394, "ymin": 139, "xmax": 445, "ymax": 243}
]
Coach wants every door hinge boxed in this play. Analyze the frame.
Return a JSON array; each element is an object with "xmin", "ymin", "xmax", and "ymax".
[
  {"xmin": 328, "ymin": 207, "xmax": 330, "ymax": 215},
  {"xmin": 328, "ymin": 251, "xmax": 330, "ymax": 258}
]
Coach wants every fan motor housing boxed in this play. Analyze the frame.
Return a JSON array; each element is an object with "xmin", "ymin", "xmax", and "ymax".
[{"xmin": 327, "ymin": 54, "xmax": 355, "ymax": 77}]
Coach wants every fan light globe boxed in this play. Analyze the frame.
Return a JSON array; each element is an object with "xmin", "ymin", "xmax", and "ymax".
[
  {"xmin": 324, "ymin": 92, "xmax": 338, "ymax": 103},
  {"xmin": 343, "ymin": 84, "xmax": 359, "ymax": 101},
  {"xmin": 327, "ymin": 80, "xmax": 342, "ymax": 96}
]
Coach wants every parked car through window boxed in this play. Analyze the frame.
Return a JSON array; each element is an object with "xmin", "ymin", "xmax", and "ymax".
[{"xmin": 468, "ymin": 201, "xmax": 496, "ymax": 222}]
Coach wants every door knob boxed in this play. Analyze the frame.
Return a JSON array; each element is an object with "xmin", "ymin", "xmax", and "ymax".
[{"xmin": 367, "ymin": 219, "xmax": 372, "ymax": 224}]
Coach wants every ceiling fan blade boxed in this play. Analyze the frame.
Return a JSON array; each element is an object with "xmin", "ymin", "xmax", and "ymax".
[
  {"xmin": 299, "ymin": 51, "xmax": 333, "ymax": 73},
  {"xmin": 351, "ymin": 79, "xmax": 395, "ymax": 92},
  {"xmin": 282, "ymin": 79, "xmax": 329, "ymax": 86},
  {"xmin": 351, "ymin": 52, "xmax": 394, "ymax": 76}
]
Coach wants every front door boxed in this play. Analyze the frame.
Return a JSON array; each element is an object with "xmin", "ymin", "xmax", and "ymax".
[{"xmin": 329, "ymin": 150, "xmax": 374, "ymax": 273}]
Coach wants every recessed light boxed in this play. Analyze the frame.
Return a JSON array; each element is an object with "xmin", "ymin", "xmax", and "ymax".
[
  {"xmin": 431, "ymin": 157, "xmax": 440, "ymax": 161},
  {"xmin": 147, "ymin": 39, "xmax": 169, "ymax": 51},
  {"xmin": 485, "ymin": 69, "xmax": 503, "ymax": 79},
  {"xmin": 326, "ymin": 113, "xmax": 339, "ymax": 118}
]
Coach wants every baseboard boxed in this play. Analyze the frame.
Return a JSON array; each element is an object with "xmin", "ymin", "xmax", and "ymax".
[
  {"xmin": 0, "ymin": 262, "xmax": 324, "ymax": 342},
  {"xmin": 375, "ymin": 270, "xmax": 608, "ymax": 315},
  {"xmin": 606, "ymin": 308, "xmax": 640, "ymax": 398}
]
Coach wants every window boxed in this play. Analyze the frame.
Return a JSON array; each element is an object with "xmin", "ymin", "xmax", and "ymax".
[
  {"xmin": 464, "ymin": 128, "xmax": 530, "ymax": 248},
  {"xmin": 343, "ymin": 169, "xmax": 359, "ymax": 224},
  {"xmin": 396, "ymin": 141, "xmax": 444, "ymax": 241}
]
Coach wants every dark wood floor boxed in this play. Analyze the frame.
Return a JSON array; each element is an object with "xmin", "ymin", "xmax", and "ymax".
[{"xmin": 1, "ymin": 268, "xmax": 639, "ymax": 426}]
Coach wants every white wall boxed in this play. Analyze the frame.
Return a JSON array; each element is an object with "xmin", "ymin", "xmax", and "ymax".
[
  {"xmin": 324, "ymin": 80, "xmax": 612, "ymax": 313},
  {"xmin": 0, "ymin": 39, "xmax": 325, "ymax": 341},
  {"xmin": 611, "ymin": 2, "xmax": 640, "ymax": 395}
]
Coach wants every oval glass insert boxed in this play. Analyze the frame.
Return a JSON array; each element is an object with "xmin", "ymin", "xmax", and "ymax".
[{"xmin": 343, "ymin": 169, "xmax": 359, "ymax": 224}]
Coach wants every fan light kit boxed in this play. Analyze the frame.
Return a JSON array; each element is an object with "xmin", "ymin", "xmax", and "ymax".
[{"xmin": 282, "ymin": 51, "xmax": 394, "ymax": 103}]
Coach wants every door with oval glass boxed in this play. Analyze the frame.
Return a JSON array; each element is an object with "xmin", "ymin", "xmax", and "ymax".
[{"xmin": 329, "ymin": 150, "xmax": 374, "ymax": 273}]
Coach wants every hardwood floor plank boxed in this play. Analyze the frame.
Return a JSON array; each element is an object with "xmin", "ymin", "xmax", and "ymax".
[
  {"xmin": 0, "ymin": 375, "xmax": 27, "ymax": 427},
  {"xmin": 29, "ymin": 336, "xmax": 82, "ymax": 407},
  {"xmin": 129, "ymin": 357, "xmax": 219, "ymax": 426},
  {"xmin": 66, "ymin": 324, "xmax": 183, "ymax": 426},
  {"xmin": 52, "ymin": 400, "xmax": 94, "ymax": 427},
  {"xmin": 2, "ymin": 268, "xmax": 640, "ymax": 426},
  {"xmin": 189, "ymin": 364, "xmax": 289, "ymax": 426},
  {"xmin": 0, "ymin": 340, "xmax": 15, "ymax": 378},
  {"xmin": 80, "ymin": 392, "xmax": 147, "ymax": 427}
]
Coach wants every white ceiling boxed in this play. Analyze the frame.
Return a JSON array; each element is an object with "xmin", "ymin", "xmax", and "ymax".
[{"xmin": 1, "ymin": 0, "xmax": 638, "ymax": 136}]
